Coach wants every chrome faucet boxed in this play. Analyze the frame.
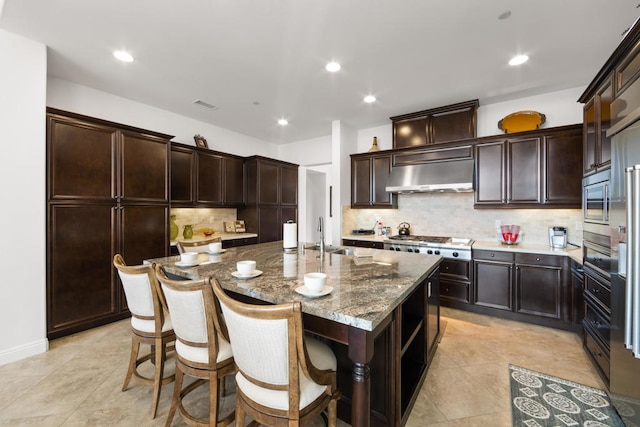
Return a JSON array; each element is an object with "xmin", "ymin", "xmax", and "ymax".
[{"xmin": 317, "ymin": 216, "xmax": 325, "ymax": 253}]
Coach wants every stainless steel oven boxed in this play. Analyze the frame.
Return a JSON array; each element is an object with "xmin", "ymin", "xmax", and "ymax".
[{"xmin": 583, "ymin": 170, "xmax": 610, "ymax": 225}]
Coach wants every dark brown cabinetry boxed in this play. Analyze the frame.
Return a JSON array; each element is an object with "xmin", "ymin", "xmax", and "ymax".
[
  {"xmin": 341, "ymin": 239, "xmax": 384, "ymax": 249},
  {"xmin": 439, "ymin": 258, "xmax": 472, "ymax": 305},
  {"xmin": 474, "ymin": 125, "xmax": 582, "ymax": 208},
  {"xmin": 351, "ymin": 153, "xmax": 397, "ymax": 209},
  {"xmin": 222, "ymin": 236, "xmax": 258, "ymax": 249},
  {"xmin": 170, "ymin": 142, "xmax": 245, "ymax": 207},
  {"xmin": 238, "ymin": 157, "xmax": 298, "ymax": 243},
  {"xmin": 390, "ymin": 100, "xmax": 478, "ymax": 149},
  {"xmin": 582, "ymin": 77, "xmax": 612, "ymax": 176},
  {"xmin": 47, "ymin": 109, "xmax": 172, "ymax": 339},
  {"xmin": 471, "ymin": 249, "xmax": 573, "ymax": 329}
]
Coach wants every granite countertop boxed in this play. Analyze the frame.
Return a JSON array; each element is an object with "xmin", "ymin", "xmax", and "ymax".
[
  {"xmin": 171, "ymin": 232, "xmax": 258, "ymax": 246},
  {"xmin": 147, "ymin": 241, "xmax": 441, "ymax": 331},
  {"xmin": 472, "ymin": 240, "xmax": 583, "ymax": 263}
]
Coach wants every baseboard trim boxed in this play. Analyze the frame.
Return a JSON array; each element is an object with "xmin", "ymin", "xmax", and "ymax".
[{"xmin": 0, "ymin": 338, "xmax": 49, "ymax": 366}]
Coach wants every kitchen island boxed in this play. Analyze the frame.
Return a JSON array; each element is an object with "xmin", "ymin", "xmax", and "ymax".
[{"xmin": 147, "ymin": 241, "xmax": 442, "ymax": 427}]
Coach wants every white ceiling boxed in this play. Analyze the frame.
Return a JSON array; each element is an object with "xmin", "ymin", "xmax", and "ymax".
[{"xmin": 1, "ymin": 1, "xmax": 638, "ymax": 144}]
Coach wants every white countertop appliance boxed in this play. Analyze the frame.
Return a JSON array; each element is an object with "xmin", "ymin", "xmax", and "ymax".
[
  {"xmin": 383, "ymin": 235, "xmax": 473, "ymax": 260},
  {"xmin": 549, "ymin": 226, "xmax": 568, "ymax": 248}
]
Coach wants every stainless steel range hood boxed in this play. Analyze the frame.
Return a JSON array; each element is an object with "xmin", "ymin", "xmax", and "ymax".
[{"xmin": 385, "ymin": 159, "xmax": 474, "ymax": 193}]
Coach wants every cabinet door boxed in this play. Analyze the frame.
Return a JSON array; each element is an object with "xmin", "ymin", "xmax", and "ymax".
[
  {"xmin": 197, "ymin": 152, "xmax": 223, "ymax": 204},
  {"xmin": 48, "ymin": 204, "xmax": 117, "ymax": 337},
  {"xmin": 596, "ymin": 79, "xmax": 612, "ymax": 170},
  {"xmin": 119, "ymin": 205, "xmax": 168, "ymax": 265},
  {"xmin": 474, "ymin": 141, "xmax": 505, "ymax": 205},
  {"xmin": 280, "ymin": 164, "xmax": 298, "ymax": 206},
  {"xmin": 224, "ymin": 156, "xmax": 245, "ymax": 205},
  {"xmin": 372, "ymin": 155, "xmax": 396, "ymax": 207},
  {"xmin": 473, "ymin": 259, "xmax": 512, "ymax": 310},
  {"xmin": 120, "ymin": 131, "xmax": 168, "ymax": 203},
  {"xmin": 170, "ymin": 146, "xmax": 195, "ymax": 204},
  {"xmin": 258, "ymin": 161, "xmax": 280, "ymax": 204},
  {"xmin": 426, "ymin": 268, "xmax": 440, "ymax": 360},
  {"xmin": 515, "ymin": 264, "xmax": 562, "ymax": 319},
  {"xmin": 507, "ymin": 137, "xmax": 541, "ymax": 204},
  {"xmin": 48, "ymin": 115, "xmax": 117, "ymax": 201},
  {"xmin": 544, "ymin": 130, "xmax": 582, "ymax": 205},
  {"xmin": 352, "ymin": 157, "xmax": 372, "ymax": 207},
  {"xmin": 583, "ymin": 97, "xmax": 597, "ymax": 175},
  {"xmin": 257, "ymin": 206, "xmax": 281, "ymax": 243},
  {"xmin": 393, "ymin": 117, "xmax": 428, "ymax": 148},
  {"xmin": 430, "ymin": 108, "xmax": 476, "ymax": 143}
]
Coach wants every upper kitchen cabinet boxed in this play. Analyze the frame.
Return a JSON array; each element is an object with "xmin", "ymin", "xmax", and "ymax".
[
  {"xmin": 351, "ymin": 152, "xmax": 397, "ymax": 209},
  {"xmin": 474, "ymin": 124, "xmax": 582, "ymax": 209},
  {"xmin": 390, "ymin": 100, "xmax": 478, "ymax": 149},
  {"xmin": 582, "ymin": 76, "xmax": 612, "ymax": 176},
  {"xmin": 239, "ymin": 156, "xmax": 299, "ymax": 243},
  {"xmin": 169, "ymin": 142, "xmax": 245, "ymax": 207}
]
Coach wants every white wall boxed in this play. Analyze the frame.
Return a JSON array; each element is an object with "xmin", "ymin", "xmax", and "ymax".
[
  {"xmin": 47, "ymin": 77, "xmax": 278, "ymax": 158},
  {"xmin": 0, "ymin": 30, "xmax": 48, "ymax": 365}
]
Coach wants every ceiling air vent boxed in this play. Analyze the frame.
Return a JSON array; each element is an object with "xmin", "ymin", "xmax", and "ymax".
[{"xmin": 193, "ymin": 100, "xmax": 218, "ymax": 110}]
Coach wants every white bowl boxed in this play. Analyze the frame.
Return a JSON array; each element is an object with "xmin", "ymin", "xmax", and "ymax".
[
  {"xmin": 180, "ymin": 252, "xmax": 198, "ymax": 263},
  {"xmin": 304, "ymin": 272, "xmax": 327, "ymax": 292},
  {"xmin": 237, "ymin": 260, "xmax": 257, "ymax": 276},
  {"xmin": 208, "ymin": 242, "xmax": 222, "ymax": 253}
]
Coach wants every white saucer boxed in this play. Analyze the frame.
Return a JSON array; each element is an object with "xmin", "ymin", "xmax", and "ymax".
[
  {"xmin": 295, "ymin": 285, "xmax": 333, "ymax": 298},
  {"xmin": 231, "ymin": 270, "xmax": 263, "ymax": 279},
  {"xmin": 206, "ymin": 249, "xmax": 227, "ymax": 255},
  {"xmin": 176, "ymin": 260, "xmax": 199, "ymax": 268}
]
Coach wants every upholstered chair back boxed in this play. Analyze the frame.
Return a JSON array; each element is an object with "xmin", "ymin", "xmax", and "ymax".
[
  {"xmin": 176, "ymin": 236, "xmax": 222, "ymax": 254},
  {"xmin": 155, "ymin": 267, "xmax": 231, "ymax": 367},
  {"xmin": 113, "ymin": 254, "xmax": 168, "ymax": 334}
]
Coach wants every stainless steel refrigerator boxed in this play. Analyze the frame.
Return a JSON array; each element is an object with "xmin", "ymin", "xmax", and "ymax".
[{"xmin": 609, "ymin": 118, "xmax": 640, "ymax": 424}]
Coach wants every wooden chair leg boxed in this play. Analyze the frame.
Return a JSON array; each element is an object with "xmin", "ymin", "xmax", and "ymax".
[
  {"xmin": 327, "ymin": 398, "xmax": 337, "ymax": 427},
  {"xmin": 122, "ymin": 336, "xmax": 139, "ymax": 391},
  {"xmin": 235, "ymin": 395, "xmax": 246, "ymax": 427},
  {"xmin": 165, "ymin": 367, "xmax": 183, "ymax": 427},
  {"xmin": 150, "ymin": 338, "xmax": 165, "ymax": 418}
]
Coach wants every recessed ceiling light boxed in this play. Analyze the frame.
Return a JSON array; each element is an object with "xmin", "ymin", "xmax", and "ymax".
[
  {"xmin": 364, "ymin": 95, "xmax": 376, "ymax": 103},
  {"xmin": 325, "ymin": 61, "xmax": 341, "ymax": 72},
  {"xmin": 498, "ymin": 10, "xmax": 511, "ymax": 20},
  {"xmin": 278, "ymin": 118, "xmax": 289, "ymax": 126},
  {"xmin": 509, "ymin": 54, "xmax": 529, "ymax": 66},
  {"xmin": 113, "ymin": 50, "xmax": 134, "ymax": 63}
]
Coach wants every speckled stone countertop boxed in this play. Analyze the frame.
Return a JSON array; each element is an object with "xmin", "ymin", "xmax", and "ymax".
[
  {"xmin": 472, "ymin": 240, "xmax": 583, "ymax": 263},
  {"xmin": 146, "ymin": 241, "xmax": 441, "ymax": 331}
]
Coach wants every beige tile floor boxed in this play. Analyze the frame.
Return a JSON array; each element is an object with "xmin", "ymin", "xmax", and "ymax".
[{"xmin": 0, "ymin": 307, "xmax": 604, "ymax": 426}]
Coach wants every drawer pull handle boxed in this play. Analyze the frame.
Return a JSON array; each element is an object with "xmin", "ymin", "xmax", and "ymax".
[
  {"xmin": 591, "ymin": 319, "xmax": 601, "ymax": 327},
  {"xmin": 591, "ymin": 288, "xmax": 600, "ymax": 294},
  {"xmin": 592, "ymin": 351, "xmax": 603, "ymax": 358}
]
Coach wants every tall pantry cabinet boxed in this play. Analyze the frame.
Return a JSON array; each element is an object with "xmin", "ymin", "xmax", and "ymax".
[{"xmin": 46, "ymin": 109, "xmax": 172, "ymax": 339}]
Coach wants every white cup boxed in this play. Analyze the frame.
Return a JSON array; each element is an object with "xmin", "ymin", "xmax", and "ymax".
[
  {"xmin": 180, "ymin": 252, "xmax": 198, "ymax": 264},
  {"xmin": 237, "ymin": 260, "xmax": 256, "ymax": 276},
  {"xmin": 304, "ymin": 272, "xmax": 327, "ymax": 293},
  {"xmin": 208, "ymin": 242, "xmax": 222, "ymax": 253}
]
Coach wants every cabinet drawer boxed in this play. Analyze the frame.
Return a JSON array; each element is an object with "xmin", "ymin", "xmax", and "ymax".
[
  {"xmin": 583, "ymin": 329, "xmax": 610, "ymax": 384},
  {"xmin": 583, "ymin": 241, "xmax": 611, "ymax": 280},
  {"xmin": 473, "ymin": 249, "xmax": 513, "ymax": 263},
  {"xmin": 583, "ymin": 300, "xmax": 611, "ymax": 345},
  {"xmin": 584, "ymin": 272, "xmax": 611, "ymax": 313},
  {"xmin": 440, "ymin": 279, "xmax": 469, "ymax": 304},
  {"xmin": 342, "ymin": 239, "xmax": 383, "ymax": 249},
  {"xmin": 514, "ymin": 253, "xmax": 564, "ymax": 267},
  {"xmin": 441, "ymin": 259, "xmax": 471, "ymax": 281}
]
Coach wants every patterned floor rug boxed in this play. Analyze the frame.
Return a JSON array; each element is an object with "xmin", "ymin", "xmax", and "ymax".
[{"xmin": 509, "ymin": 365, "xmax": 625, "ymax": 427}]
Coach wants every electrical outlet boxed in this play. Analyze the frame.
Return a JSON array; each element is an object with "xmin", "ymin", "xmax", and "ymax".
[{"xmin": 576, "ymin": 221, "xmax": 583, "ymax": 231}]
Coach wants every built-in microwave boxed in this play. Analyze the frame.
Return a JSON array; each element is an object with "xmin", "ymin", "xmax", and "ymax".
[{"xmin": 583, "ymin": 170, "xmax": 610, "ymax": 224}]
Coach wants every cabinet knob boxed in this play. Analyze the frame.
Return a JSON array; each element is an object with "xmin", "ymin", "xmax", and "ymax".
[
  {"xmin": 491, "ymin": 253, "xmax": 495, "ymax": 257},
  {"xmin": 536, "ymin": 257, "xmax": 540, "ymax": 261}
]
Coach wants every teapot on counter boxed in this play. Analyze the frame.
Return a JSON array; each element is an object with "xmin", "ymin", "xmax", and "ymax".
[{"xmin": 398, "ymin": 222, "xmax": 411, "ymax": 236}]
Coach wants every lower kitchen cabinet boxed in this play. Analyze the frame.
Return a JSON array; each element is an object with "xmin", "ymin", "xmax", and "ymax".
[
  {"xmin": 341, "ymin": 238, "xmax": 384, "ymax": 249},
  {"xmin": 465, "ymin": 249, "xmax": 574, "ymax": 330},
  {"xmin": 582, "ymin": 264, "xmax": 612, "ymax": 386},
  {"xmin": 440, "ymin": 258, "xmax": 472, "ymax": 305}
]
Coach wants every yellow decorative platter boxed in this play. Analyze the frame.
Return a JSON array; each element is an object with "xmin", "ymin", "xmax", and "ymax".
[{"xmin": 498, "ymin": 111, "xmax": 546, "ymax": 133}]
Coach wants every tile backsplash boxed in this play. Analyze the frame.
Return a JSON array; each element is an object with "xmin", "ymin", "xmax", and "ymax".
[
  {"xmin": 342, "ymin": 193, "xmax": 583, "ymax": 246},
  {"xmin": 171, "ymin": 207, "xmax": 237, "ymax": 236}
]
